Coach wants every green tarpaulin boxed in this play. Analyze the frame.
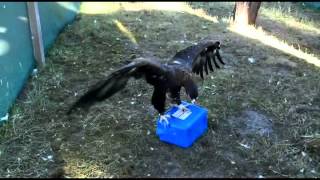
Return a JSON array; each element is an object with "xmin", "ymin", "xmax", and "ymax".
[
  {"xmin": 0, "ymin": 2, "xmax": 80, "ymax": 122},
  {"xmin": 304, "ymin": 2, "xmax": 320, "ymax": 10}
]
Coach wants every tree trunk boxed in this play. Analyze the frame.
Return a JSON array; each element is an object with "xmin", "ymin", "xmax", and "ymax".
[{"xmin": 232, "ymin": 2, "xmax": 262, "ymax": 26}]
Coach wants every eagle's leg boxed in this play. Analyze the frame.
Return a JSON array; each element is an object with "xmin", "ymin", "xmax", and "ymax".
[
  {"xmin": 183, "ymin": 78, "xmax": 199, "ymax": 106},
  {"xmin": 170, "ymin": 87, "xmax": 189, "ymax": 112},
  {"xmin": 152, "ymin": 86, "xmax": 170, "ymax": 126},
  {"xmin": 159, "ymin": 113, "xmax": 170, "ymax": 126}
]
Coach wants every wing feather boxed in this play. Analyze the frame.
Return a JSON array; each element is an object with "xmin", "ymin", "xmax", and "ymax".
[
  {"xmin": 171, "ymin": 40, "xmax": 225, "ymax": 79},
  {"xmin": 206, "ymin": 52, "xmax": 214, "ymax": 71},
  {"xmin": 67, "ymin": 58, "xmax": 167, "ymax": 114},
  {"xmin": 191, "ymin": 41, "xmax": 224, "ymax": 79}
]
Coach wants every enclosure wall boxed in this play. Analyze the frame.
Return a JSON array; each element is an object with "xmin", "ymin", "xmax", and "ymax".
[
  {"xmin": 304, "ymin": 2, "xmax": 320, "ymax": 9},
  {"xmin": 0, "ymin": 2, "xmax": 80, "ymax": 120}
]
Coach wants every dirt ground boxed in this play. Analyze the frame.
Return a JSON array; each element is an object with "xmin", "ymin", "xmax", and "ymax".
[{"xmin": 1, "ymin": 2, "xmax": 320, "ymax": 178}]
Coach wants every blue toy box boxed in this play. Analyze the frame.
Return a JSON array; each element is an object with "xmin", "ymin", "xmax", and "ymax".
[{"xmin": 156, "ymin": 101, "xmax": 208, "ymax": 148}]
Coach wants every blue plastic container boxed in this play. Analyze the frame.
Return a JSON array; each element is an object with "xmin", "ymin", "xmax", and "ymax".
[{"xmin": 156, "ymin": 101, "xmax": 208, "ymax": 148}]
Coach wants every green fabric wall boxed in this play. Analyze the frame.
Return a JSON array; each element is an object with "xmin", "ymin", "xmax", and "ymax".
[
  {"xmin": 0, "ymin": 2, "xmax": 80, "ymax": 123},
  {"xmin": 39, "ymin": 2, "xmax": 80, "ymax": 52},
  {"xmin": 304, "ymin": 2, "xmax": 320, "ymax": 10}
]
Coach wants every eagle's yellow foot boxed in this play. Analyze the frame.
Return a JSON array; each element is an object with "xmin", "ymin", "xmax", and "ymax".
[{"xmin": 159, "ymin": 114, "xmax": 171, "ymax": 126}]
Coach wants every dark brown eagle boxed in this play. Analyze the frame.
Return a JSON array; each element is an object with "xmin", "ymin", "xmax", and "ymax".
[{"xmin": 67, "ymin": 40, "xmax": 225, "ymax": 125}]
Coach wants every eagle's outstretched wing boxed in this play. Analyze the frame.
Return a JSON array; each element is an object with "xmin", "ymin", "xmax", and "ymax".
[
  {"xmin": 67, "ymin": 58, "xmax": 168, "ymax": 114},
  {"xmin": 171, "ymin": 41, "xmax": 224, "ymax": 79}
]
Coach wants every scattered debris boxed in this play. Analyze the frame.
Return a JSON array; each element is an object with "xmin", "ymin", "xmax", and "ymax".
[
  {"xmin": 248, "ymin": 57, "xmax": 256, "ymax": 64},
  {"xmin": 41, "ymin": 155, "xmax": 54, "ymax": 162},
  {"xmin": 238, "ymin": 142, "xmax": 251, "ymax": 149}
]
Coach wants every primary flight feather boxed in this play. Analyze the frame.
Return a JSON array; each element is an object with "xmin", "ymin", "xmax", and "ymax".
[{"xmin": 67, "ymin": 40, "xmax": 225, "ymax": 124}]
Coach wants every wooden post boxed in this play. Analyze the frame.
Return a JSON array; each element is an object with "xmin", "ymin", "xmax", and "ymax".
[{"xmin": 27, "ymin": 2, "xmax": 45, "ymax": 68}]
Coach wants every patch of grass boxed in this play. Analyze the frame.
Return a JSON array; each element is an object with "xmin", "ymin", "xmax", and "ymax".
[
  {"xmin": 1, "ymin": 2, "xmax": 320, "ymax": 178},
  {"xmin": 261, "ymin": 2, "xmax": 320, "ymax": 34},
  {"xmin": 228, "ymin": 24, "xmax": 320, "ymax": 67}
]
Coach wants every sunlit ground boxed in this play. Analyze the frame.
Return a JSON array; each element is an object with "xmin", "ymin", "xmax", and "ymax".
[
  {"xmin": 261, "ymin": 7, "xmax": 320, "ymax": 35},
  {"xmin": 113, "ymin": 19, "xmax": 138, "ymax": 46},
  {"xmin": 228, "ymin": 23, "xmax": 320, "ymax": 67},
  {"xmin": 80, "ymin": 2, "xmax": 218, "ymax": 23},
  {"xmin": 64, "ymin": 157, "xmax": 107, "ymax": 178},
  {"xmin": 79, "ymin": 2, "xmax": 320, "ymax": 68}
]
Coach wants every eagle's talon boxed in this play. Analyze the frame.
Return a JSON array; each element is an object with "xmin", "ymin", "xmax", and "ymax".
[{"xmin": 159, "ymin": 114, "xmax": 170, "ymax": 126}]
